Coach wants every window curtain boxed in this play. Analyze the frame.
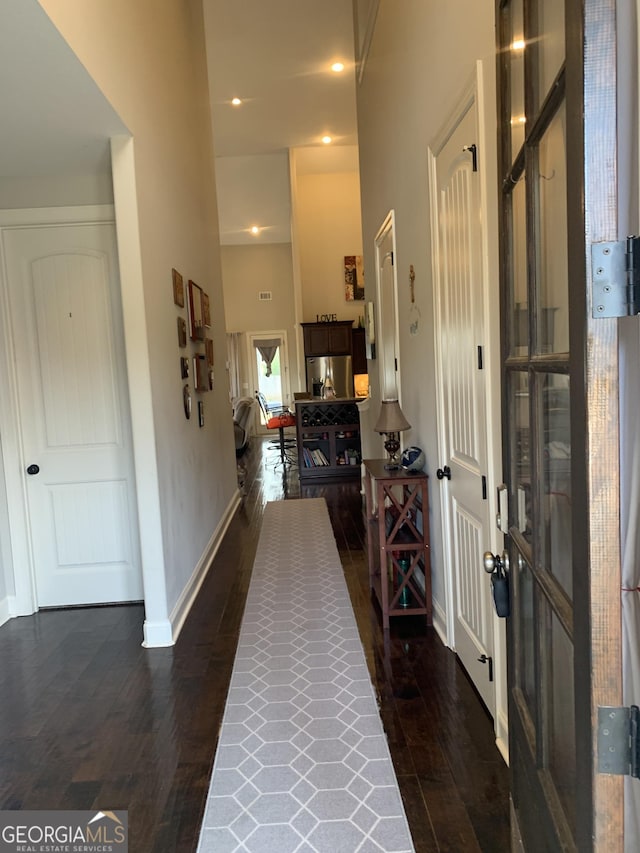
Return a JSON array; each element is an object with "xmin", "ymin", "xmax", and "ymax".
[
  {"xmin": 254, "ymin": 338, "xmax": 279, "ymax": 377},
  {"xmin": 226, "ymin": 332, "xmax": 242, "ymax": 403}
]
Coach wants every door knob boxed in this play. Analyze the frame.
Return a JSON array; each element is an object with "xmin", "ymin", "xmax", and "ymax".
[
  {"xmin": 483, "ymin": 550, "xmax": 510, "ymax": 573},
  {"xmin": 26, "ymin": 464, "xmax": 40, "ymax": 476},
  {"xmin": 436, "ymin": 465, "xmax": 451, "ymax": 480}
]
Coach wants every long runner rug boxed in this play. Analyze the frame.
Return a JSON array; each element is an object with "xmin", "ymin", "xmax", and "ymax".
[{"xmin": 196, "ymin": 498, "xmax": 415, "ymax": 853}]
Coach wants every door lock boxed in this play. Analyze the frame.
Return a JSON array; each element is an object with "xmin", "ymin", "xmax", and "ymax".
[
  {"xmin": 483, "ymin": 550, "xmax": 510, "ymax": 618},
  {"xmin": 436, "ymin": 465, "xmax": 451, "ymax": 480},
  {"xmin": 26, "ymin": 464, "xmax": 40, "ymax": 476}
]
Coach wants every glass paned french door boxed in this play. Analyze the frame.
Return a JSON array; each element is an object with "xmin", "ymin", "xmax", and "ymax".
[{"xmin": 498, "ymin": 0, "xmax": 577, "ymax": 848}]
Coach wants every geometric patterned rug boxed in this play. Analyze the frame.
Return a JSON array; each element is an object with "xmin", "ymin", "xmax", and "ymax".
[{"xmin": 196, "ymin": 498, "xmax": 415, "ymax": 852}]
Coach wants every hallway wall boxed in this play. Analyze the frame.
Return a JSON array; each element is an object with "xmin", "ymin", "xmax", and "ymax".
[
  {"xmin": 37, "ymin": 0, "xmax": 237, "ymax": 636},
  {"xmin": 356, "ymin": 1, "xmax": 497, "ymax": 629}
]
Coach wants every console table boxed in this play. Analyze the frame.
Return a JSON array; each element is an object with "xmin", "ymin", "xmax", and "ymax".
[{"xmin": 363, "ymin": 459, "xmax": 432, "ymax": 633}]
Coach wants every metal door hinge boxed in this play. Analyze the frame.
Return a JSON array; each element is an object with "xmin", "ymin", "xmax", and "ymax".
[
  {"xmin": 597, "ymin": 706, "xmax": 640, "ymax": 777},
  {"xmin": 591, "ymin": 237, "xmax": 640, "ymax": 317}
]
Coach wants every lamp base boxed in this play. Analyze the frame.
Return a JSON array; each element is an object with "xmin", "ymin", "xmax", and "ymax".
[{"xmin": 383, "ymin": 433, "xmax": 400, "ymax": 470}]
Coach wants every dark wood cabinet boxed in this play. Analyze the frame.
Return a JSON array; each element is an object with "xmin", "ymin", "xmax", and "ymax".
[
  {"xmin": 295, "ymin": 399, "xmax": 361, "ymax": 481},
  {"xmin": 363, "ymin": 460, "xmax": 432, "ymax": 633},
  {"xmin": 351, "ymin": 327, "xmax": 367, "ymax": 374},
  {"xmin": 301, "ymin": 321, "xmax": 353, "ymax": 356}
]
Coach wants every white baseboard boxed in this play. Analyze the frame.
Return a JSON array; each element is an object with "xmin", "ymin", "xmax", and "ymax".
[
  {"xmin": 0, "ymin": 595, "xmax": 13, "ymax": 628},
  {"xmin": 142, "ymin": 619, "xmax": 174, "ymax": 647},
  {"xmin": 495, "ymin": 707, "xmax": 509, "ymax": 765},
  {"xmin": 432, "ymin": 598, "xmax": 449, "ymax": 647},
  {"xmin": 168, "ymin": 489, "xmax": 242, "ymax": 644}
]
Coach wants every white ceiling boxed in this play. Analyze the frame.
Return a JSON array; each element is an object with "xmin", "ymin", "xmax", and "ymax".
[
  {"xmin": 203, "ymin": 0, "xmax": 359, "ymax": 245},
  {"xmin": 0, "ymin": 0, "xmax": 128, "ymax": 181}
]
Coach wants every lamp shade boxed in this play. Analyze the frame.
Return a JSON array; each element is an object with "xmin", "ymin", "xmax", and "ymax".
[{"xmin": 374, "ymin": 400, "xmax": 411, "ymax": 434}]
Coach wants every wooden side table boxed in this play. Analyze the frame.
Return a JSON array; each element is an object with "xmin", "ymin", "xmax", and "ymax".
[{"xmin": 363, "ymin": 459, "xmax": 432, "ymax": 633}]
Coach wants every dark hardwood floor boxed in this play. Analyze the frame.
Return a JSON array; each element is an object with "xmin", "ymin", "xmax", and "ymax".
[{"xmin": 0, "ymin": 438, "xmax": 510, "ymax": 852}]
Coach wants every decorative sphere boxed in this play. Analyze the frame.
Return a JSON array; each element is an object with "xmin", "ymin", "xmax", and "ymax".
[{"xmin": 401, "ymin": 446, "xmax": 425, "ymax": 472}]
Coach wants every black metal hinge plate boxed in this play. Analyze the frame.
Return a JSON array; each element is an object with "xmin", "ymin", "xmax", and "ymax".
[{"xmin": 598, "ymin": 705, "xmax": 640, "ymax": 777}]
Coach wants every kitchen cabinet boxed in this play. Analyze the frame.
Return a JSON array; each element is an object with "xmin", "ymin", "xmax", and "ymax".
[
  {"xmin": 295, "ymin": 399, "xmax": 361, "ymax": 481},
  {"xmin": 351, "ymin": 327, "xmax": 367, "ymax": 375},
  {"xmin": 301, "ymin": 321, "xmax": 352, "ymax": 357}
]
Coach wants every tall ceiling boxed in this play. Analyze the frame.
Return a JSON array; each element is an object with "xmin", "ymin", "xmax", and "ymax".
[
  {"xmin": 0, "ymin": 0, "xmax": 359, "ymax": 247},
  {"xmin": 203, "ymin": 0, "xmax": 359, "ymax": 245}
]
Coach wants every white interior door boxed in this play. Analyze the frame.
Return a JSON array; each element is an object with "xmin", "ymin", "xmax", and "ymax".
[
  {"xmin": 2, "ymin": 222, "xmax": 142, "ymax": 607},
  {"xmin": 432, "ymin": 98, "xmax": 495, "ymax": 714}
]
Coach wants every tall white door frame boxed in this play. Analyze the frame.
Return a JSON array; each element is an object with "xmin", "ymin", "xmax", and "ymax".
[
  {"xmin": 247, "ymin": 329, "xmax": 292, "ymax": 434},
  {"xmin": 428, "ymin": 62, "xmax": 507, "ymax": 755},
  {"xmin": 374, "ymin": 211, "xmax": 401, "ymax": 404}
]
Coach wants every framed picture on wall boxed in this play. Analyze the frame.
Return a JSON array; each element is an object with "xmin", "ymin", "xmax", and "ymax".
[
  {"xmin": 345, "ymin": 255, "xmax": 365, "ymax": 301},
  {"xmin": 177, "ymin": 316, "xmax": 187, "ymax": 348},
  {"xmin": 201, "ymin": 291, "xmax": 211, "ymax": 328},
  {"xmin": 188, "ymin": 280, "xmax": 204, "ymax": 340},
  {"xmin": 172, "ymin": 268, "xmax": 184, "ymax": 307},
  {"xmin": 205, "ymin": 338, "xmax": 214, "ymax": 368}
]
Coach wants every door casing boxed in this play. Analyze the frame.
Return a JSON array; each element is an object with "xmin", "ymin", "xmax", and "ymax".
[
  {"xmin": 0, "ymin": 204, "xmax": 143, "ymax": 616},
  {"xmin": 428, "ymin": 61, "xmax": 507, "ymax": 754}
]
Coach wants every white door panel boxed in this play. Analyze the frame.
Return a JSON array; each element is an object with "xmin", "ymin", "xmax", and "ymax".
[
  {"xmin": 434, "ymin": 101, "xmax": 494, "ymax": 713},
  {"xmin": 3, "ymin": 223, "xmax": 142, "ymax": 607}
]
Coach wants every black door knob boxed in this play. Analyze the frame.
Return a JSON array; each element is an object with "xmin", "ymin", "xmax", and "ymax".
[
  {"xmin": 26, "ymin": 464, "xmax": 40, "ymax": 476},
  {"xmin": 436, "ymin": 465, "xmax": 451, "ymax": 480}
]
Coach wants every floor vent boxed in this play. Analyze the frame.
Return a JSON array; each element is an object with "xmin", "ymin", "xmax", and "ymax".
[{"xmin": 258, "ymin": 291, "xmax": 272, "ymax": 301}]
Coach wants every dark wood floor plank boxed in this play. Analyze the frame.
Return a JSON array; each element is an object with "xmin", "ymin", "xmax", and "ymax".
[{"xmin": 0, "ymin": 438, "xmax": 509, "ymax": 851}]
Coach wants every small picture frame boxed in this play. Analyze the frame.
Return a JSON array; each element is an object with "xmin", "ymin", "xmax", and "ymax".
[
  {"xmin": 183, "ymin": 384, "xmax": 192, "ymax": 419},
  {"xmin": 177, "ymin": 316, "xmax": 187, "ymax": 348},
  {"xmin": 193, "ymin": 353, "xmax": 207, "ymax": 392},
  {"xmin": 172, "ymin": 268, "xmax": 184, "ymax": 307},
  {"xmin": 180, "ymin": 356, "xmax": 190, "ymax": 379},
  {"xmin": 198, "ymin": 400, "xmax": 205, "ymax": 428},
  {"xmin": 205, "ymin": 338, "xmax": 214, "ymax": 368},
  {"xmin": 345, "ymin": 255, "xmax": 365, "ymax": 301},
  {"xmin": 188, "ymin": 280, "xmax": 204, "ymax": 340},
  {"xmin": 201, "ymin": 291, "xmax": 211, "ymax": 328}
]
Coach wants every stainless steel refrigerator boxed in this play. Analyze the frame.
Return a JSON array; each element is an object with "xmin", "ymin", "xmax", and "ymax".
[{"xmin": 305, "ymin": 355, "xmax": 353, "ymax": 398}]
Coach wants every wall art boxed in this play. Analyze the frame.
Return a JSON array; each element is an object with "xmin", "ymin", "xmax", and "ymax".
[
  {"xmin": 188, "ymin": 279, "xmax": 204, "ymax": 340},
  {"xmin": 344, "ymin": 255, "xmax": 365, "ymax": 301},
  {"xmin": 177, "ymin": 316, "xmax": 187, "ymax": 348},
  {"xmin": 172, "ymin": 268, "xmax": 184, "ymax": 307}
]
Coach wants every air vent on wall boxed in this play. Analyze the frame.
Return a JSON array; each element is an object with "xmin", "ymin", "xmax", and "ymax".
[{"xmin": 258, "ymin": 291, "xmax": 272, "ymax": 301}]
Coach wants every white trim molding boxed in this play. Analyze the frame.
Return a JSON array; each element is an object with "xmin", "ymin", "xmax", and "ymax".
[{"xmin": 168, "ymin": 489, "xmax": 242, "ymax": 645}]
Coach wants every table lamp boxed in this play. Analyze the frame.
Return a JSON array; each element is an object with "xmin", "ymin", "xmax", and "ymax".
[{"xmin": 374, "ymin": 399, "xmax": 411, "ymax": 469}]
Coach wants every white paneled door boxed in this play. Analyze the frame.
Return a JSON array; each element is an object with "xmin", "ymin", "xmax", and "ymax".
[
  {"xmin": 433, "ymin": 99, "xmax": 495, "ymax": 714},
  {"xmin": 3, "ymin": 223, "xmax": 142, "ymax": 607}
]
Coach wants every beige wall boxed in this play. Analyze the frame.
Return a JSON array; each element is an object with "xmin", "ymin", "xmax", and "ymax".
[
  {"xmin": 222, "ymin": 242, "xmax": 299, "ymax": 397},
  {"xmin": 223, "ymin": 243, "xmax": 296, "ymax": 333},
  {"xmin": 297, "ymin": 171, "xmax": 364, "ymax": 325},
  {"xmin": 38, "ymin": 0, "xmax": 237, "ymax": 627}
]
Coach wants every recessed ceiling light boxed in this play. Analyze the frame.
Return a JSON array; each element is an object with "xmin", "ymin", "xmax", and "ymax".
[
  {"xmin": 322, "ymin": 135, "xmax": 332, "ymax": 145},
  {"xmin": 231, "ymin": 97, "xmax": 242, "ymax": 106},
  {"xmin": 250, "ymin": 225, "xmax": 260, "ymax": 235},
  {"xmin": 331, "ymin": 62, "xmax": 345, "ymax": 73}
]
